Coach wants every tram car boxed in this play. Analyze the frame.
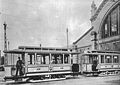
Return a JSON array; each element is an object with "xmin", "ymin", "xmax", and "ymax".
[
  {"xmin": 3, "ymin": 47, "xmax": 79, "ymax": 81},
  {"xmin": 3, "ymin": 46, "xmax": 120, "ymax": 81},
  {"xmin": 79, "ymin": 50, "xmax": 120, "ymax": 76}
]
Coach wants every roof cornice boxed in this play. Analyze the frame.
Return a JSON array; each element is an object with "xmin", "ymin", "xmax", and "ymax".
[{"xmin": 90, "ymin": 0, "xmax": 109, "ymax": 22}]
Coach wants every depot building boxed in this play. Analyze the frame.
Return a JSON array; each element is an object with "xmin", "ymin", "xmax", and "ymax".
[{"xmin": 73, "ymin": 0, "xmax": 120, "ymax": 53}]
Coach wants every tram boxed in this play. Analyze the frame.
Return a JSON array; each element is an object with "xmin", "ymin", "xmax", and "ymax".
[
  {"xmin": 3, "ymin": 47, "xmax": 120, "ymax": 81},
  {"xmin": 3, "ymin": 47, "xmax": 79, "ymax": 82},
  {"xmin": 79, "ymin": 50, "xmax": 120, "ymax": 76}
]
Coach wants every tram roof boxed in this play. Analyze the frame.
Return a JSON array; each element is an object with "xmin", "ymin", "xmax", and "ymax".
[
  {"xmin": 18, "ymin": 46, "xmax": 70, "ymax": 51},
  {"xmin": 70, "ymin": 50, "xmax": 120, "ymax": 55},
  {"xmin": 89, "ymin": 50, "xmax": 120, "ymax": 54},
  {"xmin": 81, "ymin": 50, "xmax": 120, "ymax": 55},
  {"xmin": 4, "ymin": 49, "xmax": 71, "ymax": 54}
]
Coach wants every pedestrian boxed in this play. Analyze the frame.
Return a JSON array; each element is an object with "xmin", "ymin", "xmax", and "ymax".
[{"xmin": 16, "ymin": 57, "xmax": 24, "ymax": 76}]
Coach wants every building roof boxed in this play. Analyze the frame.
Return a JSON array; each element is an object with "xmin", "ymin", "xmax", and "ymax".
[{"xmin": 73, "ymin": 27, "xmax": 93, "ymax": 44}]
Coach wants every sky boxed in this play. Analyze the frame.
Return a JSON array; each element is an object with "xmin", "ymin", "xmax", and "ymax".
[{"xmin": 0, "ymin": 0, "xmax": 102, "ymax": 54}]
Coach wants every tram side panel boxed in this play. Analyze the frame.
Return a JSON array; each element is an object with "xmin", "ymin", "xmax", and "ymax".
[
  {"xmin": 25, "ymin": 53, "xmax": 73, "ymax": 77},
  {"xmin": 97, "ymin": 54, "xmax": 120, "ymax": 73}
]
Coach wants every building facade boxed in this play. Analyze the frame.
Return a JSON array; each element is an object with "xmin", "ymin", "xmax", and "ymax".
[{"xmin": 73, "ymin": 0, "xmax": 120, "ymax": 53}]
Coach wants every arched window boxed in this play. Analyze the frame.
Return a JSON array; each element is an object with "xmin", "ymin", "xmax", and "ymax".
[
  {"xmin": 101, "ymin": 5, "xmax": 120, "ymax": 39},
  {"xmin": 110, "ymin": 8, "xmax": 118, "ymax": 35}
]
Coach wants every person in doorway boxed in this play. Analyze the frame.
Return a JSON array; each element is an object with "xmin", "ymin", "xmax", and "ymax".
[
  {"xmin": 16, "ymin": 57, "xmax": 24, "ymax": 76},
  {"xmin": 92, "ymin": 60, "xmax": 98, "ymax": 71}
]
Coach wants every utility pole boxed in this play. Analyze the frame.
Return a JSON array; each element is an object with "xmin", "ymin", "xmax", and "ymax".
[
  {"xmin": 3, "ymin": 22, "xmax": 7, "ymax": 65},
  {"xmin": 66, "ymin": 28, "xmax": 69, "ymax": 49},
  {"xmin": 3, "ymin": 22, "xmax": 7, "ymax": 51}
]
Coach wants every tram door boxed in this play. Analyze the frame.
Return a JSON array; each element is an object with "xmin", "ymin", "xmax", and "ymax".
[
  {"xmin": 81, "ymin": 54, "xmax": 98, "ymax": 72},
  {"xmin": 89, "ymin": 55, "xmax": 98, "ymax": 71}
]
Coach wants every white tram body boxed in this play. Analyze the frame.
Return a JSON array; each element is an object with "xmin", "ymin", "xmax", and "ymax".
[
  {"xmin": 3, "ymin": 47, "xmax": 79, "ymax": 81},
  {"xmin": 4, "ymin": 47, "xmax": 120, "ymax": 81},
  {"xmin": 79, "ymin": 50, "xmax": 120, "ymax": 75}
]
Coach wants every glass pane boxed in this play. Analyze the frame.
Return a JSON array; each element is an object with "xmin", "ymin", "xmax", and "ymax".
[
  {"xmin": 102, "ymin": 16, "xmax": 109, "ymax": 38},
  {"xmin": 7, "ymin": 53, "xmax": 21, "ymax": 65},
  {"xmin": 51, "ymin": 55, "xmax": 55, "ymax": 64},
  {"xmin": 51, "ymin": 54, "xmax": 63, "ymax": 64},
  {"xmin": 36, "ymin": 55, "xmax": 41, "ymax": 64},
  {"xmin": 64, "ymin": 54, "xmax": 69, "ymax": 64},
  {"xmin": 105, "ymin": 55, "xmax": 112, "ymax": 63},
  {"xmin": 110, "ymin": 8, "xmax": 118, "ymax": 35},
  {"xmin": 101, "ymin": 55, "xmax": 104, "ymax": 63},
  {"xmin": 105, "ymin": 24, "xmax": 108, "ymax": 34},
  {"xmin": 113, "ymin": 55, "xmax": 119, "ymax": 63},
  {"xmin": 89, "ymin": 55, "xmax": 93, "ymax": 64},
  {"xmin": 57, "ymin": 54, "xmax": 63, "ymax": 64},
  {"xmin": 28, "ymin": 54, "xmax": 35, "ymax": 64},
  {"xmin": 41, "ymin": 55, "xmax": 47, "ymax": 64}
]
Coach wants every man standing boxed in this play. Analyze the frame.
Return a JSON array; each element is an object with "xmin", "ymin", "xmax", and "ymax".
[{"xmin": 16, "ymin": 57, "xmax": 24, "ymax": 76}]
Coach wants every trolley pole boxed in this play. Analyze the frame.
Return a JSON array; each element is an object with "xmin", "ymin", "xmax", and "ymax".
[{"xmin": 66, "ymin": 28, "xmax": 69, "ymax": 49}]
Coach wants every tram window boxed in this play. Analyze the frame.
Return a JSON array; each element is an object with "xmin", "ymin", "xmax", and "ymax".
[
  {"xmin": 51, "ymin": 54, "xmax": 63, "ymax": 64},
  {"xmin": 89, "ymin": 55, "xmax": 93, "ymax": 64},
  {"xmin": 89, "ymin": 55, "xmax": 96, "ymax": 64},
  {"xmin": 45, "ymin": 55, "xmax": 50, "ymax": 64},
  {"xmin": 28, "ymin": 54, "xmax": 35, "ymax": 64},
  {"xmin": 41, "ymin": 55, "xmax": 48, "ymax": 64},
  {"xmin": 7, "ymin": 53, "xmax": 13, "ymax": 65},
  {"xmin": 101, "ymin": 55, "xmax": 104, "ymax": 63},
  {"xmin": 51, "ymin": 55, "xmax": 55, "ymax": 64},
  {"xmin": 36, "ymin": 55, "xmax": 41, "ymax": 64},
  {"xmin": 64, "ymin": 54, "xmax": 69, "ymax": 64},
  {"xmin": 7, "ymin": 53, "xmax": 21, "ymax": 65},
  {"xmin": 113, "ymin": 55, "xmax": 119, "ymax": 63},
  {"xmin": 57, "ymin": 54, "xmax": 63, "ymax": 64},
  {"xmin": 51, "ymin": 54, "xmax": 58, "ymax": 64},
  {"xmin": 89, "ymin": 55, "xmax": 98, "ymax": 64},
  {"xmin": 105, "ymin": 55, "xmax": 112, "ymax": 63},
  {"xmin": 84, "ymin": 55, "xmax": 89, "ymax": 63}
]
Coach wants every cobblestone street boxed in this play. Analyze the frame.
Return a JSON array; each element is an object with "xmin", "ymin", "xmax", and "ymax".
[{"xmin": 0, "ymin": 75, "xmax": 120, "ymax": 85}]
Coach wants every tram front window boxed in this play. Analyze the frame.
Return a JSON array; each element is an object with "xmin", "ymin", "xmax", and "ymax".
[
  {"xmin": 6, "ymin": 53, "xmax": 22, "ymax": 66},
  {"xmin": 113, "ymin": 55, "xmax": 119, "ymax": 63},
  {"xmin": 89, "ymin": 55, "xmax": 98, "ymax": 64},
  {"xmin": 105, "ymin": 55, "xmax": 112, "ymax": 63},
  {"xmin": 82, "ymin": 55, "xmax": 89, "ymax": 64}
]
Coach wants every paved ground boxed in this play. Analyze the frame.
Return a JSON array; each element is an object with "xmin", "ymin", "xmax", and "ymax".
[{"xmin": 0, "ymin": 75, "xmax": 120, "ymax": 85}]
